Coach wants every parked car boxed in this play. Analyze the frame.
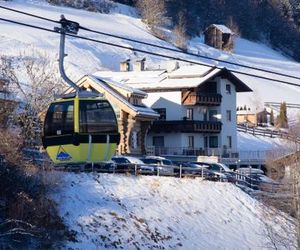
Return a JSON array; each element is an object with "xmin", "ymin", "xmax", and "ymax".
[
  {"xmin": 196, "ymin": 162, "xmax": 236, "ymax": 182},
  {"xmin": 111, "ymin": 156, "xmax": 155, "ymax": 175},
  {"xmin": 236, "ymin": 167, "xmax": 264, "ymax": 176},
  {"xmin": 173, "ymin": 161, "xmax": 211, "ymax": 176},
  {"xmin": 141, "ymin": 156, "xmax": 175, "ymax": 175}
]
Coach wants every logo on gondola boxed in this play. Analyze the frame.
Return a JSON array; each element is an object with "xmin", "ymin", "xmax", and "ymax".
[{"xmin": 56, "ymin": 146, "xmax": 72, "ymax": 161}]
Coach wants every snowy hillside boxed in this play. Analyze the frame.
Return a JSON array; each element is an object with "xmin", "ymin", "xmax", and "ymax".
[
  {"xmin": 54, "ymin": 173, "xmax": 296, "ymax": 249},
  {"xmin": 1, "ymin": 0, "xmax": 300, "ymax": 112}
]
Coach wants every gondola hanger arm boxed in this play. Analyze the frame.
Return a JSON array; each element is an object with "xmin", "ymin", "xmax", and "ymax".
[{"xmin": 54, "ymin": 15, "xmax": 80, "ymax": 92}]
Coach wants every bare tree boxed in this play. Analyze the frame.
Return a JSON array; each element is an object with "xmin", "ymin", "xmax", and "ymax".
[
  {"xmin": 0, "ymin": 51, "xmax": 67, "ymax": 147},
  {"xmin": 173, "ymin": 12, "xmax": 188, "ymax": 50},
  {"xmin": 135, "ymin": 0, "xmax": 168, "ymax": 39},
  {"xmin": 262, "ymin": 125, "xmax": 300, "ymax": 249}
]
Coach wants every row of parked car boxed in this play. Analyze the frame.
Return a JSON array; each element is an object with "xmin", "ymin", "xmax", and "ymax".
[
  {"xmin": 22, "ymin": 149, "xmax": 276, "ymax": 188},
  {"xmin": 109, "ymin": 156, "xmax": 278, "ymax": 189},
  {"xmin": 108, "ymin": 155, "xmax": 237, "ymax": 182}
]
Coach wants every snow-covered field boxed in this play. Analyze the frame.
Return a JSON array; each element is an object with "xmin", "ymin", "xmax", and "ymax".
[
  {"xmin": 53, "ymin": 173, "xmax": 295, "ymax": 249},
  {"xmin": 238, "ymin": 131, "xmax": 290, "ymax": 151},
  {"xmin": 1, "ymin": 0, "xmax": 300, "ymax": 112}
]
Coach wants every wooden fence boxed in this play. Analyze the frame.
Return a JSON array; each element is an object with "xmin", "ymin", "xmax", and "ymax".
[{"xmin": 237, "ymin": 124, "xmax": 300, "ymax": 143}]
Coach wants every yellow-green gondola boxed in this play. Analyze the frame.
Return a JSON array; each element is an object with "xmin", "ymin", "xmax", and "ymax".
[{"xmin": 42, "ymin": 92, "xmax": 120, "ymax": 164}]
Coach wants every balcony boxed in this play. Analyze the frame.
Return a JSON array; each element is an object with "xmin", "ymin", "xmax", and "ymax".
[
  {"xmin": 146, "ymin": 146, "xmax": 239, "ymax": 158},
  {"xmin": 150, "ymin": 120, "xmax": 222, "ymax": 133},
  {"xmin": 182, "ymin": 92, "xmax": 222, "ymax": 106}
]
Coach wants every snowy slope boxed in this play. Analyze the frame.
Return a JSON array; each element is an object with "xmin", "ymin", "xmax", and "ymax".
[
  {"xmin": 1, "ymin": 0, "xmax": 300, "ymax": 110},
  {"xmin": 1, "ymin": 1, "xmax": 300, "ymax": 143},
  {"xmin": 54, "ymin": 173, "xmax": 296, "ymax": 249}
]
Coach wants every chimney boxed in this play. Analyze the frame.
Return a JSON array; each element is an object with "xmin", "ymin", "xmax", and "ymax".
[
  {"xmin": 167, "ymin": 60, "xmax": 179, "ymax": 72},
  {"xmin": 133, "ymin": 58, "xmax": 146, "ymax": 71},
  {"xmin": 120, "ymin": 59, "xmax": 130, "ymax": 72}
]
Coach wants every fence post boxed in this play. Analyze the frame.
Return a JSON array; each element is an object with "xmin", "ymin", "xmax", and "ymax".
[
  {"xmin": 179, "ymin": 164, "xmax": 182, "ymax": 178},
  {"xmin": 135, "ymin": 164, "xmax": 137, "ymax": 176},
  {"xmin": 157, "ymin": 167, "xmax": 160, "ymax": 177},
  {"xmin": 201, "ymin": 167, "xmax": 204, "ymax": 178}
]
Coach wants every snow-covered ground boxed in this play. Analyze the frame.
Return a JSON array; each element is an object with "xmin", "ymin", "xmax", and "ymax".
[
  {"xmin": 238, "ymin": 131, "xmax": 290, "ymax": 151},
  {"xmin": 53, "ymin": 173, "xmax": 296, "ymax": 249},
  {"xmin": 1, "ymin": 0, "xmax": 300, "ymax": 112}
]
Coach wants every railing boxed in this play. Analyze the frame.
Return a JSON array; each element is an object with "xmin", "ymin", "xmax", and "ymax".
[
  {"xmin": 150, "ymin": 120, "xmax": 222, "ymax": 133},
  {"xmin": 237, "ymin": 124, "xmax": 300, "ymax": 143},
  {"xmin": 146, "ymin": 146, "xmax": 292, "ymax": 162},
  {"xmin": 182, "ymin": 92, "xmax": 222, "ymax": 106},
  {"xmin": 146, "ymin": 146, "xmax": 238, "ymax": 158}
]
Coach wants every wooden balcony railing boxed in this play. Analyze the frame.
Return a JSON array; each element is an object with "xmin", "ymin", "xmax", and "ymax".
[
  {"xmin": 150, "ymin": 120, "xmax": 222, "ymax": 133},
  {"xmin": 182, "ymin": 92, "xmax": 222, "ymax": 106}
]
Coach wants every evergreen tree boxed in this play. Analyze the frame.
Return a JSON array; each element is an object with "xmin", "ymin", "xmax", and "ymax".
[
  {"xmin": 278, "ymin": 102, "xmax": 288, "ymax": 128},
  {"xmin": 270, "ymin": 109, "xmax": 275, "ymax": 126}
]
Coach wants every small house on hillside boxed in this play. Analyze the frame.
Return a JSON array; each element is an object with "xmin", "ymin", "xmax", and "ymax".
[
  {"xmin": 236, "ymin": 110, "xmax": 257, "ymax": 127},
  {"xmin": 204, "ymin": 24, "xmax": 234, "ymax": 51},
  {"xmin": 237, "ymin": 108, "xmax": 272, "ymax": 127}
]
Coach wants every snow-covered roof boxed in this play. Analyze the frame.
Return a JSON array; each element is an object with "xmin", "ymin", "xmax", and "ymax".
[
  {"xmin": 99, "ymin": 77, "xmax": 147, "ymax": 97},
  {"xmin": 93, "ymin": 66, "xmax": 252, "ymax": 92},
  {"xmin": 94, "ymin": 70, "xmax": 166, "ymax": 86},
  {"xmin": 237, "ymin": 110, "xmax": 256, "ymax": 115},
  {"xmin": 206, "ymin": 24, "xmax": 233, "ymax": 34},
  {"xmin": 87, "ymin": 75, "xmax": 159, "ymax": 118}
]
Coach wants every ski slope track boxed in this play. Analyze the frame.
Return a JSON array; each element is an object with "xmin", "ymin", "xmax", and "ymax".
[{"xmin": 54, "ymin": 173, "xmax": 296, "ymax": 249}]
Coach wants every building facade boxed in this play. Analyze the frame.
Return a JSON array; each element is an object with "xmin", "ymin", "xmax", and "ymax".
[{"xmin": 93, "ymin": 62, "xmax": 252, "ymax": 158}]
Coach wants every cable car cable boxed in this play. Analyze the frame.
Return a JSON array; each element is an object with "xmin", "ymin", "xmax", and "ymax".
[
  {"xmin": 0, "ymin": 5, "xmax": 59, "ymax": 24},
  {"xmin": 0, "ymin": 17, "xmax": 300, "ymax": 88},
  {"xmin": 1, "ymin": 4, "xmax": 300, "ymax": 82}
]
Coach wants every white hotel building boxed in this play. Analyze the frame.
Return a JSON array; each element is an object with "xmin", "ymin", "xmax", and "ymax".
[{"xmin": 82, "ymin": 60, "xmax": 252, "ymax": 158}]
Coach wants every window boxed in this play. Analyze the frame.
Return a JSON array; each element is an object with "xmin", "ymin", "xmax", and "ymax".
[
  {"xmin": 153, "ymin": 108, "xmax": 166, "ymax": 120},
  {"xmin": 142, "ymin": 158, "xmax": 160, "ymax": 164},
  {"xmin": 227, "ymin": 136, "xmax": 232, "ymax": 148},
  {"xmin": 112, "ymin": 157, "xmax": 130, "ymax": 164},
  {"xmin": 209, "ymin": 110, "xmax": 218, "ymax": 121},
  {"xmin": 188, "ymin": 136, "xmax": 194, "ymax": 148},
  {"xmin": 162, "ymin": 160, "xmax": 172, "ymax": 165},
  {"xmin": 226, "ymin": 110, "xmax": 232, "ymax": 122},
  {"xmin": 79, "ymin": 100, "xmax": 117, "ymax": 133},
  {"xmin": 209, "ymin": 136, "xmax": 218, "ymax": 148},
  {"xmin": 209, "ymin": 164, "xmax": 222, "ymax": 171},
  {"xmin": 187, "ymin": 108, "xmax": 194, "ymax": 120},
  {"xmin": 153, "ymin": 136, "xmax": 164, "ymax": 147},
  {"xmin": 204, "ymin": 136, "xmax": 208, "ymax": 148},
  {"xmin": 198, "ymin": 81, "xmax": 217, "ymax": 93},
  {"xmin": 226, "ymin": 84, "xmax": 231, "ymax": 94},
  {"xmin": 44, "ymin": 101, "xmax": 74, "ymax": 136}
]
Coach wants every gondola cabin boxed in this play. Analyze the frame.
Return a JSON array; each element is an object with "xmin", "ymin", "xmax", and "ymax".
[{"xmin": 42, "ymin": 92, "xmax": 120, "ymax": 164}]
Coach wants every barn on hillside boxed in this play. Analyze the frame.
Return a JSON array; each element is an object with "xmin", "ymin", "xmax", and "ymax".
[{"xmin": 204, "ymin": 24, "xmax": 234, "ymax": 51}]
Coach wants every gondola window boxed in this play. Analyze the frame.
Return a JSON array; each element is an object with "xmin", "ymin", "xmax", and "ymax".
[
  {"xmin": 79, "ymin": 100, "xmax": 117, "ymax": 133},
  {"xmin": 44, "ymin": 101, "xmax": 74, "ymax": 136}
]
